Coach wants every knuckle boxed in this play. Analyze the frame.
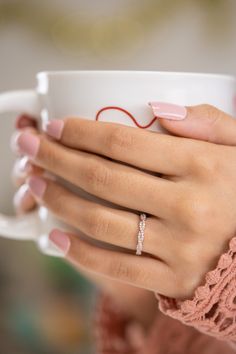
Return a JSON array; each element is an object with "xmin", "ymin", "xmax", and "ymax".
[
  {"xmin": 170, "ymin": 258, "xmax": 201, "ymax": 298},
  {"xmin": 88, "ymin": 208, "xmax": 112, "ymax": 239},
  {"xmin": 198, "ymin": 104, "xmax": 216, "ymax": 119},
  {"xmin": 176, "ymin": 192, "xmax": 213, "ymax": 233},
  {"xmin": 195, "ymin": 104, "xmax": 224, "ymax": 141},
  {"xmin": 63, "ymin": 117, "xmax": 85, "ymax": 139},
  {"xmin": 190, "ymin": 147, "xmax": 220, "ymax": 176},
  {"xmin": 85, "ymin": 159, "xmax": 112, "ymax": 192},
  {"xmin": 106, "ymin": 126, "xmax": 134, "ymax": 155},
  {"xmin": 174, "ymin": 267, "xmax": 205, "ymax": 299},
  {"xmin": 180, "ymin": 140, "xmax": 203, "ymax": 171},
  {"xmin": 174, "ymin": 274, "xmax": 193, "ymax": 299},
  {"xmin": 196, "ymin": 103, "xmax": 222, "ymax": 126}
]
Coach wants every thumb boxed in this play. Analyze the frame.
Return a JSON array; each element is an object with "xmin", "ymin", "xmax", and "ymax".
[{"xmin": 149, "ymin": 102, "xmax": 236, "ymax": 145}]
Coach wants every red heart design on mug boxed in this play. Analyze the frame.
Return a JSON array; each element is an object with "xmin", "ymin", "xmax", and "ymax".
[{"xmin": 95, "ymin": 106, "xmax": 158, "ymax": 129}]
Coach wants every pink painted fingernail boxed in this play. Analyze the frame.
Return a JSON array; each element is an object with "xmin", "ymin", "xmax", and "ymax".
[
  {"xmin": 13, "ymin": 184, "xmax": 32, "ymax": 212},
  {"xmin": 27, "ymin": 176, "xmax": 47, "ymax": 199},
  {"xmin": 44, "ymin": 119, "xmax": 64, "ymax": 140},
  {"xmin": 18, "ymin": 156, "xmax": 32, "ymax": 174},
  {"xmin": 12, "ymin": 156, "xmax": 32, "ymax": 182},
  {"xmin": 10, "ymin": 131, "xmax": 21, "ymax": 154},
  {"xmin": 49, "ymin": 229, "xmax": 71, "ymax": 255},
  {"xmin": 149, "ymin": 102, "xmax": 187, "ymax": 120},
  {"xmin": 17, "ymin": 132, "xmax": 40, "ymax": 158}
]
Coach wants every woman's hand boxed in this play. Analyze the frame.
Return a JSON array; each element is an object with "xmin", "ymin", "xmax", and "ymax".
[
  {"xmin": 12, "ymin": 103, "xmax": 236, "ymax": 301},
  {"xmin": 11, "ymin": 115, "xmax": 158, "ymax": 332}
]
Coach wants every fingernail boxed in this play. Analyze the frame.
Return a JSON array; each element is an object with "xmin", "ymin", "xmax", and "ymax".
[
  {"xmin": 49, "ymin": 229, "xmax": 71, "ymax": 255},
  {"xmin": 27, "ymin": 176, "xmax": 47, "ymax": 199},
  {"xmin": 13, "ymin": 184, "xmax": 32, "ymax": 212},
  {"xmin": 17, "ymin": 132, "xmax": 40, "ymax": 158},
  {"xmin": 149, "ymin": 102, "xmax": 187, "ymax": 120},
  {"xmin": 44, "ymin": 119, "xmax": 64, "ymax": 140},
  {"xmin": 10, "ymin": 131, "xmax": 21, "ymax": 154},
  {"xmin": 18, "ymin": 156, "xmax": 32, "ymax": 175},
  {"xmin": 12, "ymin": 157, "xmax": 32, "ymax": 184}
]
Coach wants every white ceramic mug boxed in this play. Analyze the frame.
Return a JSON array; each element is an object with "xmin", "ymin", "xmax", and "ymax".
[{"xmin": 0, "ymin": 71, "xmax": 235, "ymax": 256}]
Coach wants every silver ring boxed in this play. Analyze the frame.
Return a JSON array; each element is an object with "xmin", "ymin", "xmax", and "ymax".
[{"xmin": 136, "ymin": 213, "xmax": 147, "ymax": 256}]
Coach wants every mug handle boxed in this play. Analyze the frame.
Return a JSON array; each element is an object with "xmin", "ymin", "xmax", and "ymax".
[{"xmin": 0, "ymin": 90, "xmax": 40, "ymax": 240}]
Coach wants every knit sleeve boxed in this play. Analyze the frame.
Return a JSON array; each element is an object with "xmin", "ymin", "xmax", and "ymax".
[
  {"xmin": 93, "ymin": 291, "xmax": 144, "ymax": 354},
  {"xmin": 156, "ymin": 235, "xmax": 236, "ymax": 346}
]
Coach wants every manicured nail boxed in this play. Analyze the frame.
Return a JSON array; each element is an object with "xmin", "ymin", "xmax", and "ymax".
[
  {"xmin": 13, "ymin": 184, "xmax": 32, "ymax": 212},
  {"xmin": 17, "ymin": 132, "xmax": 40, "ymax": 158},
  {"xmin": 18, "ymin": 156, "xmax": 32, "ymax": 174},
  {"xmin": 12, "ymin": 157, "xmax": 32, "ymax": 183},
  {"xmin": 44, "ymin": 119, "xmax": 64, "ymax": 140},
  {"xmin": 49, "ymin": 229, "xmax": 71, "ymax": 255},
  {"xmin": 27, "ymin": 176, "xmax": 47, "ymax": 199},
  {"xmin": 149, "ymin": 102, "xmax": 187, "ymax": 120},
  {"xmin": 19, "ymin": 156, "xmax": 32, "ymax": 172}
]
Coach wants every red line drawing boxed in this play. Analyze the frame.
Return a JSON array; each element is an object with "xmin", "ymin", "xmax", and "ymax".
[{"xmin": 95, "ymin": 106, "xmax": 157, "ymax": 129}]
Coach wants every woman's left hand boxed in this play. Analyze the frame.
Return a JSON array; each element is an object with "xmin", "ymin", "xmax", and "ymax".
[{"xmin": 13, "ymin": 103, "xmax": 236, "ymax": 300}]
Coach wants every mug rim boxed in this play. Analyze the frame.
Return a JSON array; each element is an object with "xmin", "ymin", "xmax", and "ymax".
[{"xmin": 37, "ymin": 70, "xmax": 235, "ymax": 82}]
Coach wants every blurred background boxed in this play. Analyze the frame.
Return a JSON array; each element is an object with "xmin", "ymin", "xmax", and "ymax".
[{"xmin": 0, "ymin": 0, "xmax": 235, "ymax": 353}]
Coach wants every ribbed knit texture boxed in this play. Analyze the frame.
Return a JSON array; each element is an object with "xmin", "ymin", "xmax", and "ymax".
[{"xmin": 94, "ymin": 236, "xmax": 236, "ymax": 353}]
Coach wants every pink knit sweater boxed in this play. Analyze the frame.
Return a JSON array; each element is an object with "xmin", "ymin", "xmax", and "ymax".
[{"xmin": 94, "ymin": 236, "xmax": 236, "ymax": 353}]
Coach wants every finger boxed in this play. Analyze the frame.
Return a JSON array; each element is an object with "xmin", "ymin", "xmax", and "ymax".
[
  {"xmin": 12, "ymin": 156, "xmax": 33, "ymax": 187},
  {"xmin": 150, "ymin": 102, "xmax": 236, "ymax": 145},
  {"xmin": 17, "ymin": 132, "xmax": 177, "ymax": 217},
  {"xmin": 49, "ymin": 229, "xmax": 177, "ymax": 296},
  {"xmin": 43, "ymin": 117, "xmax": 194, "ymax": 176},
  {"xmin": 10, "ymin": 127, "xmax": 38, "ymax": 156},
  {"xmin": 13, "ymin": 184, "xmax": 36, "ymax": 214},
  {"xmin": 12, "ymin": 156, "xmax": 44, "ymax": 187},
  {"xmin": 27, "ymin": 176, "xmax": 177, "ymax": 263},
  {"xmin": 15, "ymin": 115, "xmax": 38, "ymax": 130}
]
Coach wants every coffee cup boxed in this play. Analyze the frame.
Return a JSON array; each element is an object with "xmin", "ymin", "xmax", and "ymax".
[{"xmin": 0, "ymin": 71, "xmax": 235, "ymax": 256}]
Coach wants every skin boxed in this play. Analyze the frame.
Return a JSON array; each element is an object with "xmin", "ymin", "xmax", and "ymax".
[{"xmin": 11, "ymin": 105, "xmax": 236, "ymax": 341}]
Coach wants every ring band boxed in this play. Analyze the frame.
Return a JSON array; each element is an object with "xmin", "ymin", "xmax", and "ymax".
[{"xmin": 136, "ymin": 213, "xmax": 147, "ymax": 256}]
